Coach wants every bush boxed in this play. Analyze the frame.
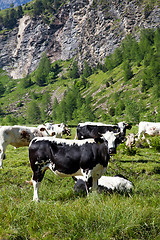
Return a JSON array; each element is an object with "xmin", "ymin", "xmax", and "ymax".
[{"xmin": 150, "ymin": 136, "xmax": 160, "ymax": 152}]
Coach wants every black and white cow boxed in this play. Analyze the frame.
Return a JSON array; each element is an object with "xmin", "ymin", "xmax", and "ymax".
[
  {"xmin": 76, "ymin": 122, "xmax": 131, "ymax": 154},
  {"xmin": 76, "ymin": 122, "xmax": 131, "ymax": 141},
  {"xmin": 28, "ymin": 137, "xmax": 110, "ymax": 201}
]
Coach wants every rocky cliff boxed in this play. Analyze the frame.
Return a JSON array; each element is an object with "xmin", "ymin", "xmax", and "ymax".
[{"xmin": 0, "ymin": 0, "xmax": 160, "ymax": 79}]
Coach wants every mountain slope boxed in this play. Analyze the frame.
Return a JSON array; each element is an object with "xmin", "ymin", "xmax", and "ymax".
[{"xmin": 0, "ymin": 0, "xmax": 160, "ymax": 79}]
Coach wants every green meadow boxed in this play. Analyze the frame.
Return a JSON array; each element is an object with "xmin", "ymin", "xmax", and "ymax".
[{"xmin": 0, "ymin": 127, "xmax": 160, "ymax": 240}]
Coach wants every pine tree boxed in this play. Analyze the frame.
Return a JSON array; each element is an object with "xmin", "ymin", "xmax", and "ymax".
[
  {"xmin": 123, "ymin": 60, "xmax": 133, "ymax": 81},
  {"xmin": 41, "ymin": 92, "xmax": 51, "ymax": 121},
  {"xmin": 52, "ymin": 97, "xmax": 59, "ymax": 120},
  {"xmin": 35, "ymin": 53, "xmax": 51, "ymax": 86},
  {"xmin": 69, "ymin": 62, "xmax": 79, "ymax": 79},
  {"xmin": 27, "ymin": 101, "xmax": 41, "ymax": 124},
  {"xmin": 83, "ymin": 61, "xmax": 92, "ymax": 78}
]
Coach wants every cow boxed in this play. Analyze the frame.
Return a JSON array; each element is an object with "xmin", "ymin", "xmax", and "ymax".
[
  {"xmin": 28, "ymin": 136, "xmax": 110, "ymax": 201},
  {"xmin": 73, "ymin": 175, "xmax": 133, "ymax": 195},
  {"xmin": 39, "ymin": 123, "xmax": 71, "ymax": 138},
  {"xmin": 76, "ymin": 122, "xmax": 131, "ymax": 141},
  {"xmin": 125, "ymin": 133, "xmax": 135, "ymax": 149},
  {"xmin": 0, "ymin": 125, "xmax": 54, "ymax": 168},
  {"xmin": 138, "ymin": 121, "xmax": 160, "ymax": 139},
  {"xmin": 76, "ymin": 122, "xmax": 131, "ymax": 154}
]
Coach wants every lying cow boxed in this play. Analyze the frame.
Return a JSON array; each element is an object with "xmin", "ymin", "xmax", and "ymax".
[
  {"xmin": 39, "ymin": 123, "xmax": 71, "ymax": 138},
  {"xmin": 0, "ymin": 125, "xmax": 53, "ymax": 168},
  {"xmin": 138, "ymin": 121, "xmax": 160, "ymax": 139},
  {"xmin": 28, "ymin": 136, "xmax": 110, "ymax": 201},
  {"xmin": 73, "ymin": 175, "xmax": 133, "ymax": 195}
]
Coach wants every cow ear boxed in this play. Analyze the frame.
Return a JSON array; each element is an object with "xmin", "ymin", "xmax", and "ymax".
[
  {"xmin": 72, "ymin": 176, "xmax": 77, "ymax": 181},
  {"xmin": 94, "ymin": 138, "xmax": 104, "ymax": 144},
  {"xmin": 40, "ymin": 127, "xmax": 45, "ymax": 132}
]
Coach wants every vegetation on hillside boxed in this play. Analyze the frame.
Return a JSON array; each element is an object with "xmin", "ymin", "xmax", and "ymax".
[
  {"xmin": 0, "ymin": 0, "xmax": 66, "ymax": 31},
  {"xmin": 0, "ymin": 28, "xmax": 160, "ymax": 125}
]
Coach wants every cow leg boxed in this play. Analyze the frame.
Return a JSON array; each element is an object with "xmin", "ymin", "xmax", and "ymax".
[
  {"xmin": 91, "ymin": 165, "xmax": 106, "ymax": 191},
  {"xmin": 32, "ymin": 180, "xmax": 40, "ymax": 201},
  {"xmin": 92, "ymin": 179, "xmax": 98, "ymax": 190},
  {"xmin": 30, "ymin": 163, "xmax": 47, "ymax": 201},
  {"xmin": 0, "ymin": 143, "xmax": 7, "ymax": 169}
]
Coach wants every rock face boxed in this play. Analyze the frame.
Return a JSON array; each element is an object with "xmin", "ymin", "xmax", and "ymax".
[{"xmin": 0, "ymin": 0, "xmax": 160, "ymax": 79}]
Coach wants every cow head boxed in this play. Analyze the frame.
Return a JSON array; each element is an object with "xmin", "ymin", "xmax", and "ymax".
[
  {"xmin": 101, "ymin": 131, "xmax": 121, "ymax": 154},
  {"xmin": 62, "ymin": 125, "xmax": 71, "ymax": 136},
  {"xmin": 117, "ymin": 122, "xmax": 132, "ymax": 138},
  {"xmin": 37, "ymin": 123, "xmax": 55, "ymax": 136}
]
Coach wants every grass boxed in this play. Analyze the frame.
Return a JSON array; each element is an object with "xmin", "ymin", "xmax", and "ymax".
[{"xmin": 0, "ymin": 129, "xmax": 160, "ymax": 240}]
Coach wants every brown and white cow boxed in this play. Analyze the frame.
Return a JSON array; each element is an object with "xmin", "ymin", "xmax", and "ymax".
[
  {"xmin": 138, "ymin": 121, "xmax": 160, "ymax": 139},
  {"xmin": 0, "ymin": 125, "xmax": 54, "ymax": 168},
  {"xmin": 38, "ymin": 123, "xmax": 71, "ymax": 138}
]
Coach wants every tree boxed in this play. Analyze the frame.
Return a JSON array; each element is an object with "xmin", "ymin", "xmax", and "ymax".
[
  {"xmin": 27, "ymin": 100, "xmax": 41, "ymax": 124},
  {"xmin": 0, "ymin": 81, "xmax": 5, "ymax": 97},
  {"xmin": 154, "ymin": 28, "xmax": 160, "ymax": 55},
  {"xmin": 123, "ymin": 60, "xmax": 133, "ymax": 81},
  {"xmin": 124, "ymin": 99, "xmax": 140, "ymax": 123},
  {"xmin": 17, "ymin": 5, "xmax": 23, "ymax": 18},
  {"xmin": 69, "ymin": 62, "xmax": 79, "ymax": 79},
  {"xmin": 83, "ymin": 61, "xmax": 92, "ymax": 78},
  {"xmin": 33, "ymin": 0, "xmax": 43, "ymax": 16},
  {"xmin": 41, "ymin": 92, "xmax": 51, "ymax": 121},
  {"xmin": 52, "ymin": 97, "xmax": 59, "ymax": 120},
  {"xmin": 35, "ymin": 53, "xmax": 51, "ymax": 86},
  {"xmin": 139, "ymin": 29, "xmax": 154, "ymax": 60},
  {"xmin": 21, "ymin": 76, "xmax": 33, "ymax": 89}
]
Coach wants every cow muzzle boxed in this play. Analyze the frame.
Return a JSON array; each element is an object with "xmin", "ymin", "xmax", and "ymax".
[{"xmin": 109, "ymin": 148, "xmax": 116, "ymax": 155}]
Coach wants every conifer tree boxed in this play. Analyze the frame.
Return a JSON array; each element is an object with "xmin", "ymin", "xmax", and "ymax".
[
  {"xmin": 83, "ymin": 61, "xmax": 92, "ymax": 78},
  {"xmin": 27, "ymin": 100, "xmax": 41, "ymax": 124}
]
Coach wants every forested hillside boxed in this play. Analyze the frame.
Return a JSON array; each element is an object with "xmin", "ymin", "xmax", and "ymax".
[
  {"xmin": 0, "ymin": 0, "xmax": 160, "ymax": 126},
  {"xmin": 0, "ymin": 27, "xmax": 160, "ymax": 126}
]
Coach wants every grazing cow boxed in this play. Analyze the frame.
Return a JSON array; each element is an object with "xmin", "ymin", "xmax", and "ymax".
[
  {"xmin": 138, "ymin": 121, "xmax": 160, "ymax": 139},
  {"xmin": 76, "ymin": 122, "xmax": 131, "ymax": 154},
  {"xmin": 0, "ymin": 125, "xmax": 53, "ymax": 168},
  {"xmin": 28, "ymin": 137, "xmax": 110, "ymax": 201},
  {"xmin": 76, "ymin": 122, "xmax": 131, "ymax": 141},
  {"xmin": 73, "ymin": 175, "xmax": 133, "ymax": 195},
  {"xmin": 125, "ymin": 133, "xmax": 135, "ymax": 149},
  {"xmin": 39, "ymin": 123, "xmax": 71, "ymax": 138}
]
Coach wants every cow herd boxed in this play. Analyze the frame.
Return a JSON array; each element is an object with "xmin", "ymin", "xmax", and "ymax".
[{"xmin": 1, "ymin": 121, "xmax": 159, "ymax": 201}]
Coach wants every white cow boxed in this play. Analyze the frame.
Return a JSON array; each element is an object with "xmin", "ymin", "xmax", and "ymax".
[
  {"xmin": 0, "ymin": 125, "xmax": 54, "ymax": 168},
  {"xmin": 38, "ymin": 123, "xmax": 71, "ymax": 138},
  {"xmin": 138, "ymin": 121, "xmax": 160, "ymax": 139},
  {"xmin": 98, "ymin": 176, "xmax": 133, "ymax": 192},
  {"xmin": 73, "ymin": 175, "xmax": 133, "ymax": 194}
]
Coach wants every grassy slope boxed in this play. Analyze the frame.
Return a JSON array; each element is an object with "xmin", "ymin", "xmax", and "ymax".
[
  {"xmin": 0, "ymin": 127, "xmax": 160, "ymax": 240},
  {"xmin": 0, "ymin": 60, "xmax": 159, "ymax": 124}
]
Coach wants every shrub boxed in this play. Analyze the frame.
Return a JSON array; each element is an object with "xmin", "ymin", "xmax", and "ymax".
[{"xmin": 150, "ymin": 136, "xmax": 160, "ymax": 152}]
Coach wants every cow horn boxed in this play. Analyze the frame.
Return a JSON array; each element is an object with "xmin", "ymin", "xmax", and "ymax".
[{"xmin": 114, "ymin": 132, "xmax": 120, "ymax": 136}]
